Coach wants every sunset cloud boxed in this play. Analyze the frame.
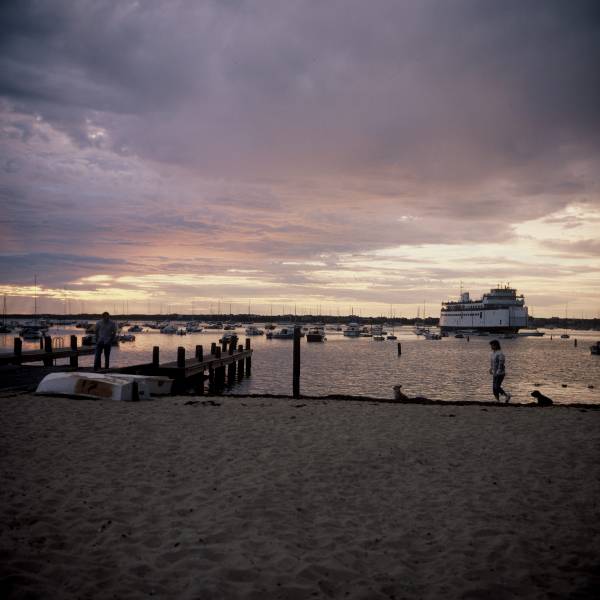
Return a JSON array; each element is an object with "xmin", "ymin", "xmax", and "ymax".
[{"xmin": 1, "ymin": 1, "xmax": 599, "ymax": 316}]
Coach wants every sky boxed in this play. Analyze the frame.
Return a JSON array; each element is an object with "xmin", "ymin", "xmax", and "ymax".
[{"xmin": 1, "ymin": 0, "xmax": 599, "ymax": 318}]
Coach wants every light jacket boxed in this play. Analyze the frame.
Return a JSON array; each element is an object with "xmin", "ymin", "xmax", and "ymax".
[{"xmin": 490, "ymin": 350, "xmax": 506, "ymax": 376}]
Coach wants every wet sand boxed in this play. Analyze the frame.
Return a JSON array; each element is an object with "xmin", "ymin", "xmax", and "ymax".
[{"xmin": 1, "ymin": 394, "xmax": 599, "ymax": 599}]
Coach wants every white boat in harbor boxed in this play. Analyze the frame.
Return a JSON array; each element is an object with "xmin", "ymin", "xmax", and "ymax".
[
  {"xmin": 267, "ymin": 327, "xmax": 296, "ymax": 339},
  {"xmin": 20, "ymin": 327, "xmax": 44, "ymax": 340},
  {"xmin": 306, "ymin": 327, "xmax": 326, "ymax": 342},
  {"xmin": 423, "ymin": 330, "xmax": 441, "ymax": 340},
  {"xmin": 245, "ymin": 325, "xmax": 264, "ymax": 336},
  {"xmin": 219, "ymin": 332, "xmax": 238, "ymax": 343},
  {"xmin": 343, "ymin": 322, "xmax": 361, "ymax": 337},
  {"xmin": 518, "ymin": 329, "xmax": 545, "ymax": 337}
]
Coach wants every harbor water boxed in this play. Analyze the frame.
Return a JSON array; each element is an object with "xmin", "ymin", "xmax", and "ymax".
[{"xmin": 2, "ymin": 325, "xmax": 599, "ymax": 404}]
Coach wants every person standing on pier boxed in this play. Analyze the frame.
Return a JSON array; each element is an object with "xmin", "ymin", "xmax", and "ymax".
[
  {"xmin": 489, "ymin": 339, "xmax": 511, "ymax": 402},
  {"xmin": 94, "ymin": 312, "xmax": 117, "ymax": 371}
]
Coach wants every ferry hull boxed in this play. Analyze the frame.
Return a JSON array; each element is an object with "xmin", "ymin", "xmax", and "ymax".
[{"xmin": 440, "ymin": 325, "xmax": 521, "ymax": 334}]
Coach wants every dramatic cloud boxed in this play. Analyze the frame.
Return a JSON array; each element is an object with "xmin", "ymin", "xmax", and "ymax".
[{"xmin": 1, "ymin": 1, "xmax": 599, "ymax": 316}]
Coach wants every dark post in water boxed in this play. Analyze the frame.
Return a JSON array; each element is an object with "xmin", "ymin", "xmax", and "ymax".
[
  {"xmin": 70, "ymin": 335, "xmax": 78, "ymax": 368},
  {"xmin": 43, "ymin": 336, "xmax": 53, "ymax": 367},
  {"xmin": 293, "ymin": 325, "xmax": 301, "ymax": 398},
  {"xmin": 13, "ymin": 337, "xmax": 22, "ymax": 365}
]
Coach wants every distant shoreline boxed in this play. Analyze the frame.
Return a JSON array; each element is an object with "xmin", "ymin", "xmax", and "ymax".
[{"xmin": 2, "ymin": 314, "xmax": 600, "ymax": 331}]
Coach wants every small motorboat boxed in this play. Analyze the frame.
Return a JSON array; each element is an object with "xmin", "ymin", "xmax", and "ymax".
[
  {"xmin": 219, "ymin": 332, "xmax": 238, "ymax": 344},
  {"xmin": 423, "ymin": 330, "xmax": 441, "ymax": 340},
  {"xmin": 268, "ymin": 327, "xmax": 296, "ymax": 339},
  {"xmin": 343, "ymin": 323, "xmax": 361, "ymax": 337},
  {"xmin": 306, "ymin": 327, "xmax": 326, "ymax": 342},
  {"xmin": 118, "ymin": 333, "xmax": 136, "ymax": 342},
  {"xmin": 176, "ymin": 328, "xmax": 187, "ymax": 336},
  {"xmin": 590, "ymin": 341, "xmax": 600, "ymax": 355},
  {"xmin": 21, "ymin": 328, "xmax": 43, "ymax": 340},
  {"xmin": 518, "ymin": 329, "xmax": 545, "ymax": 337},
  {"xmin": 160, "ymin": 324, "xmax": 177, "ymax": 334},
  {"xmin": 245, "ymin": 325, "xmax": 264, "ymax": 336},
  {"xmin": 128, "ymin": 325, "xmax": 143, "ymax": 333}
]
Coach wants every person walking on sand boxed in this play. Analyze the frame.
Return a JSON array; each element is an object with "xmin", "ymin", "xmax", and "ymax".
[
  {"xmin": 94, "ymin": 311, "xmax": 117, "ymax": 371},
  {"xmin": 489, "ymin": 339, "xmax": 511, "ymax": 402}
]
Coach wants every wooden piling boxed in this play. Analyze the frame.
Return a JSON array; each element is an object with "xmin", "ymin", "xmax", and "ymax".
[
  {"xmin": 216, "ymin": 365, "xmax": 226, "ymax": 388},
  {"xmin": 195, "ymin": 345, "xmax": 203, "ymax": 361},
  {"xmin": 194, "ymin": 374, "xmax": 204, "ymax": 395},
  {"xmin": 13, "ymin": 337, "xmax": 22, "ymax": 365},
  {"xmin": 574, "ymin": 339, "xmax": 578, "ymax": 347},
  {"xmin": 293, "ymin": 325, "xmax": 301, "ymax": 398},
  {"xmin": 70, "ymin": 335, "xmax": 78, "ymax": 368},
  {"xmin": 215, "ymin": 346, "xmax": 222, "ymax": 359},
  {"xmin": 211, "ymin": 342, "xmax": 217, "ymax": 355},
  {"xmin": 397, "ymin": 342, "xmax": 402, "ymax": 356},
  {"xmin": 237, "ymin": 344, "xmax": 244, "ymax": 381},
  {"xmin": 245, "ymin": 338, "xmax": 251, "ymax": 376},
  {"xmin": 227, "ymin": 361, "xmax": 236, "ymax": 385},
  {"xmin": 208, "ymin": 366, "xmax": 215, "ymax": 392},
  {"xmin": 43, "ymin": 336, "xmax": 53, "ymax": 367},
  {"xmin": 177, "ymin": 346, "xmax": 186, "ymax": 368},
  {"xmin": 152, "ymin": 346, "xmax": 160, "ymax": 367}
]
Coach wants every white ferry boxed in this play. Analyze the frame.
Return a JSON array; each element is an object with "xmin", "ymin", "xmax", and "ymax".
[{"xmin": 440, "ymin": 286, "xmax": 529, "ymax": 334}]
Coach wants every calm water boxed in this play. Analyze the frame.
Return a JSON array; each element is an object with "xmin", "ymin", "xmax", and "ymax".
[{"xmin": 2, "ymin": 325, "xmax": 599, "ymax": 404}]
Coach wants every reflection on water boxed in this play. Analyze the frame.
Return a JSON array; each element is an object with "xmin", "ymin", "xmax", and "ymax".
[{"xmin": 2, "ymin": 326, "xmax": 599, "ymax": 404}]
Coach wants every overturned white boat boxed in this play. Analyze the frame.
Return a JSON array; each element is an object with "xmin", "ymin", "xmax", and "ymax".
[{"xmin": 36, "ymin": 372, "xmax": 173, "ymax": 401}]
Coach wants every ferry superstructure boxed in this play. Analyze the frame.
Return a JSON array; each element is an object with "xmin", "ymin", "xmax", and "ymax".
[{"xmin": 440, "ymin": 286, "xmax": 529, "ymax": 333}]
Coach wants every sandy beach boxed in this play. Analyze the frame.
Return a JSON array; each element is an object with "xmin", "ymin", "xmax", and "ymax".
[{"xmin": 1, "ymin": 394, "xmax": 599, "ymax": 600}]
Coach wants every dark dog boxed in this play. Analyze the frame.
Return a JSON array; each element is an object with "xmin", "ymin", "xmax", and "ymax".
[{"xmin": 531, "ymin": 390, "xmax": 553, "ymax": 406}]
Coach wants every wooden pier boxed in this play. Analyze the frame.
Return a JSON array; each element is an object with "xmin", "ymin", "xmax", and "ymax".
[
  {"xmin": 0, "ymin": 335, "xmax": 252, "ymax": 396},
  {"xmin": 117, "ymin": 336, "xmax": 252, "ymax": 394},
  {"xmin": 0, "ymin": 336, "xmax": 95, "ymax": 367}
]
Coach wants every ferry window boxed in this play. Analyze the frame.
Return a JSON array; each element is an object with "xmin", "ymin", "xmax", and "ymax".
[{"xmin": 480, "ymin": 312, "xmax": 482, "ymax": 318}]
